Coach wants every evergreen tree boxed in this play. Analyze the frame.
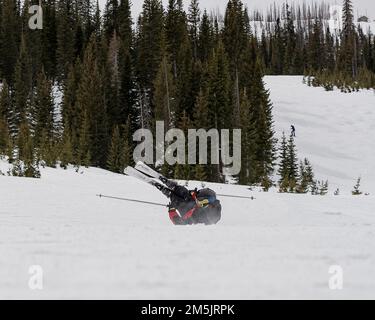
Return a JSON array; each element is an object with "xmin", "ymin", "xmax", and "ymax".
[
  {"xmin": 198, "ymin": 10, "xmax": 213, "ymax": 62},
  {"xmin": 286, "ymin": 134, "xmax": 298, "ymax": 192},
  {"xmin": 249, "ymin": 59, "xmax": 276, "ymax": 183},
  {"xmin": 135, "ymin": 0, "xmax": 164, "ymax": 128},
  {"xmin": 173, "ymin": 110, "xmax": 192, "ymax": 180},
  {"xmin": 223, "ymin": 0, "xmax": 247, "ymax": 114},
  {"xmin": 21, "ymin": 0, "xmax": 42, "ymax": 82},
  {"xmin": 61, "ymin": 61, "xmax": 82, "ymax": 162},
  {"xmin": 121, "ymin": 117, "xmax": 132, "ymax": 167},
  {"xmin": 0, "ymin": 80, "xmax": 12, "ymax": 127},
  {"xmin": 238, "ymin": 90, "xmax": 257, "ymax": 185},
  {"xmin": 15, "ymin": 122, "xmax": 40, "ymax": 178},
  {"xmin": 188, "ymin": 0, "xmax": 200, "ymax": 60},
  {"xmin": 283, "ymin": 4, "xmax": 297, "ymax": 74},
  {"xmin": 56, "ymin": 0, "xmax": 77, "ymax": 82},
  {"xmin": 194, "ymin": 164, "xmax": 207, "ymax": 182},
  {"xmin": 270, "ymin": 18, "xmax": 285, "ymax": 74},
  {"xmin": 117, "ymin": 0, "xmax": 136, "ymax": 131},
  {"xmin": 223, "ymin": 0, "xmax": 247, "ymax": 70},
  {"xmin": 60, "ymin": 128, "xmax": 73, "ymax": 169},
  {"xmin": 0, "ymin": 118, "xmax": 9, "ymax": 155},
  {"xmin": 319, "ymin": 180, "xmax": 329, "ymax": 195},
  {"xmin": 277, "ymin": 132, "xmax": 288, "ymax": 186},
  {"xmin": 107, "ymin": 125, "xmax": 124, "ymax": 173},
  {"xmin": 0, "ymin": 0, "xmax": 20, "ymax": 83},
  {"xmin": 193, "ymin": 88, "xmax": 209, "ymax": 129},
  {"xmin": 78, "ymin": 109, "xmax": 91, "ymax": 167},
  {"xmin": 103, "ymin": 0, "xmax": 119, "ymax": 40},
  {"xmin": 153, "ymin": 55, "xmax": 176, "ymax": 128},
  {"xmin": 352, "ymin": 177, "xmax": 362, "ymax": 195},
  {"xmin": 38, "ymin": 130, "xmax": 58, "ymax": 168},
  {"xmin": 76, "ymin": 37, "xmax": 108, "ymax": 167},
  {"xmin": 165, "ymin": 0, "xmax": 188, "ymax": 78},
  {"xmin": 310, "ymin": 180, "xmax": 319, "ymax": 195},
  {"xmin": 39, "ymin": 0, "xmax": 58, "ymax": 79},
  {"xmin": 207, "ymin": 40, "xmax": 231, "ymax": 130},
  {"xmin": 175, "ymin": 34, "xmax": 194, "ymax": 120},
  {"xmin": 296, "ymin": 160, "xmax": 309, "ymax": 193},
  {"xmin": 13, "ymin": 34, "xmax": 32, "ymax": 132},
  {"xmin": 33, "ymin": 68, "xmax": 55, "ymax": 147},
  {"xmin": 75, "ymin": 0, "xmax": 97, "ymax": 43},
  {"xmin": 325, "ymin": 27, "xmax": 335, "ymax": 72},
  {"xmin": 339, "ymin": 0, "xmax": 356, "ymax": 77},
  {"xmin": 308, "ymin": 19, "xmax": 324, "ymax": 73},
  {"xmin": 106, "ymin": 31, "xmax": 121, "ymax": 131},
  {"xmin": 304, "ymin": 158, "xmax": 315, "ymax": 187}
]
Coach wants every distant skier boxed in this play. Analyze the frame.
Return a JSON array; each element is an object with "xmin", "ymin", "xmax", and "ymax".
[
  {"xmin": 291, "ymin": 125, "xmax": 296, "ymax": 137},
  {"xmin": 161, "ymin": 180, "xmax": 222, "ymax": 226}
]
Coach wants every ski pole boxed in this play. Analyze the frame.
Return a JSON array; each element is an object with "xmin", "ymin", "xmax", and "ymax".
[
  {"xmin": 217, "ymin": 194, "xmax": 256, "ymax": 200},
  {"xmin": 96, "ymin": 194, "xmax": 168, "ymax": 207}
]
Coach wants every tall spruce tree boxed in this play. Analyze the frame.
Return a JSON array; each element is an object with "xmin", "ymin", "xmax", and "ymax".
[
  {"xmin": 0, "ymin": 117, "xmax": 9, "ymax": 155},
  {"xmin": 339, "ymin": 0, "xmax": 356, "ymax": 77},
  {"xmin": 107, "ymin": 125, "xmax": 124, "ymax": 173},
  {"xmin": 286, "ymin": 134, "xmax": 298, "ymax": 191},
  {"xmin": 135, "ymin": 0, "xmax": 164, "ymax": 128},
  {"xmin": 188, "ymin": 0, "xmax": 200, "ymax": 60},
  {"xmin": 238, "ymin": 90, "xmax": 257, "ymax": 185},
  {"xmin": 283, "ymin": 4, "xmax": 297, "ymax": 74},
  {"xmin": 13, "ymin": 34, "xmax": 32, "ymax": 133},
  {"xmin": 117, "ymin": 0, "xmax": 136, "ymax": 132},
  {"xmin": 33, "ymin": 68, "xmax": 55, "ymax": 147},
  {"xmin": 223, "ymin": 0, "xmax": 247, "ymax": 114},
  {"xmin": 76, "ymin": 37, "xmax": 108, "ymax": 167},
  {"xmin": 56, "ymin": 0, "xmax": 77, "ymax": 82},
  {"xmin": 153, "ymin": 55, "xmax": 176, "ymax": 128},
  {"xmin": 165, "ymin": 0, "xmax": 188, "ymax": 78},
  {"xmin": 249, "ymin": 59, "xmax": 276, "ymax": 183},
  {"xmin": 103, "ymin": 0, "xmax": 119, "ymax": 40},
  {"xmin": 277, "ymin": 132, "xmax": 288, "ymax": 186},
  {"xmin": 0, "ymin": 0, "xmax": 20, "ymax": 83},
  {"xmin": 198, "ymin": 10, "xmax": 213, "ymax": 63},
  {"xmin": 0, "ymin": 80, "xmax": 11, "ymax": 126}
]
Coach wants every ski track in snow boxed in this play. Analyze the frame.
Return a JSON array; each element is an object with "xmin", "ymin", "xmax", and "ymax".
[{"xmin": 1, "ymin": 76, "xmax": 375, "ymax": 299}]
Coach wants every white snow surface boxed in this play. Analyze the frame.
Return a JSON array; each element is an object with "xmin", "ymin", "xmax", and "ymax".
[{"xmin": 1, "ymin": 76, "xmax": 375, "ymax": 300}]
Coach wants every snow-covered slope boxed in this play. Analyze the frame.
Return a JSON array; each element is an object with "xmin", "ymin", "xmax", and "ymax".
[
  {"xmin": 1, "ymin": 76, "xmax": 375, "ymax": 299},
  {"xmin": 267, "ymin": 76, "xmax": 375, "ymax": 194}
]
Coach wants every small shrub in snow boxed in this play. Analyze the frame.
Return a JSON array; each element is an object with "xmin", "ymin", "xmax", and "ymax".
[
  {"xmin": 352, "ymin": 177, "xmax": 363, "ymax": 195},
  {"xmin": 310, "ymin": 180, "xmax": 319, "ymax": 195},
  {"xmin": 261, "ymin": 175, "xmax": 273, "ymax": 192},
  {"xmin": 319, "ymin": 180, "xmax": 329, "ymax": 196}
]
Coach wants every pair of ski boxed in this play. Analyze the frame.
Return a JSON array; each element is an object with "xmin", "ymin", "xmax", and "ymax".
[{"xmin": 124, "ymin": 162, "xmax": 174, "ymax": 196}]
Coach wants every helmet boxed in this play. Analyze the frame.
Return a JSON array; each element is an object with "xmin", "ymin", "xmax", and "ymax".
[{"xmin": 195, "ymin": 189, "xmax": 222, "ymax": 225}]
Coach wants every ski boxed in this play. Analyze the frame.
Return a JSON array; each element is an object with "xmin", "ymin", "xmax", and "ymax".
[
  {"xmin": 124, "ymin": 166, "xmax": 172, "ymax": 195},
  {"xmin": 135, "ymin": 161, "xmax": 173, "ymax": 187}
]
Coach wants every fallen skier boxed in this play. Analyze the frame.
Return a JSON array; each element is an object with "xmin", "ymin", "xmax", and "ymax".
[
  {"xmin": 162, "ymin": 180, "xmax": 222, "ymax": 226},
  {"xmin": 125, "ymin": 162, "xmax": 222, "ymax": 226}
]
